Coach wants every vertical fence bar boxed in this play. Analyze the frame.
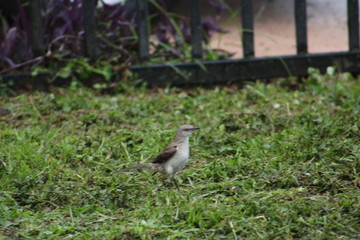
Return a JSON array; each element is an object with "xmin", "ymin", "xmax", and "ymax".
[
  {"xmin": 188, "ymin": 0, "xmax": 202, "ymax": 59},
  {"xmin": 347, "ymin": 0, "xmax": 360, "ymax": 51},
  {"xmin": 136, "ymin": 0, "xmax": 150, "ymax": 62},
  {"xmin": 294, "ymin": 0, "xmax": 308, "ymax": 54},
  {"xmin": 83, "ymin": 0, "xmax": 99, "ymax": 59},
  {"xmin": 241, "ymin": 0, "xmax": 254, "ymax": 58},
  {"xmin": 29, "ymin": 0, "xmax": 44, "ymax": 56}
]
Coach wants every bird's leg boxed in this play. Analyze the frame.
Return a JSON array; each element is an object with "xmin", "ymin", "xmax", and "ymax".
[
  {"xmin": 164, "ymin": 175, "xmax": 180, "ymax": 191},
  {"xmin": 165, "ymin": 176, "xmax": 172, "ymax": 188},
  {"xmin": 173, "ymin": 177, "xmax": 180, "ymax": 192}
]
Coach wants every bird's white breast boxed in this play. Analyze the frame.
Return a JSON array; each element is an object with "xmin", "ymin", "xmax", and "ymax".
[{"xmin": 165, "ymin": 139, "xmax": 190, "ymax": 175}]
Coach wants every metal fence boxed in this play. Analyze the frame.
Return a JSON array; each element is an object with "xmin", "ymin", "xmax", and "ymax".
[
  {"xmin": 129, "ymin": 0, "xmax": 360, "ymax": 86},
  {"xmin": 27, "ymin": 0, "xmax": 360, "ymax": 86}
]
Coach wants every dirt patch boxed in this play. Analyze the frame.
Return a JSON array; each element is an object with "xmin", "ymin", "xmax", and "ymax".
[
  {"xmin": 175, "ymin": 0, "xmax": 348, "ymax": 58},
  {"xmin": 210, "ymin": 0, "xmax": 348, "ymax": 58}
]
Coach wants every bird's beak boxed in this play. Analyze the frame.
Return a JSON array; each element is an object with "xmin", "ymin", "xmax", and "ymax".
[{"xmin": 191, "ymin": 127, "xmax": 200, "ymax": 130}]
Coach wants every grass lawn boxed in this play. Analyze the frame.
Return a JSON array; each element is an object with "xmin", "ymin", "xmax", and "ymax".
[{"xmin": 0, "ymin": 70, "xmax": 359, "ymax": 239}]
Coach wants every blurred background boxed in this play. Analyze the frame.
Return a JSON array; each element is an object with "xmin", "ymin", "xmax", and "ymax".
[
  {"xmin": 103, "ymin": 0, "xmax": 348, "ymax": 58},
  {"xmin": 0, "ymin": 0, "xmax": 350, "ymax": 78}
]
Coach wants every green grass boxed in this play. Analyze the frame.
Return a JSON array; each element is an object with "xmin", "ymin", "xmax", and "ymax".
[{"xmin": 0, "ymin": 70, "xmax": 359, "ymax": 239}]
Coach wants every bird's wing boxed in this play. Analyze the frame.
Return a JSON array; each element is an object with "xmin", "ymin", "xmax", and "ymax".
[{"xmin": 152, "ymin": 143, "xmax": 178, "ymax": 164}]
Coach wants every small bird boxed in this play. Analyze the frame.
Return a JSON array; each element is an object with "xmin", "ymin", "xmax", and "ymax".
[{"xmin": 113, "ymin": 125, "xmax": 200, "ymax": 190}]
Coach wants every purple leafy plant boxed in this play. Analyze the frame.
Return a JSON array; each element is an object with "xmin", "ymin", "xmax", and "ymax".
[{"xmin": 0, "ymin": 0, "xmax": 228, "ymax": 77}]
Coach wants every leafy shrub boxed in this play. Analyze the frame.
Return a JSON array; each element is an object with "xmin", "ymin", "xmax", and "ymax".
[{"xmin": 0, "ymin": 0, "xmax": 228, "ymax": 78}]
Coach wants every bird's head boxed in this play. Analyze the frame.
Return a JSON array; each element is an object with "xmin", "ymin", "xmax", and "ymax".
[{"xmin": 176, "ymin": 125, "xmax": 200, "ymax": 138}]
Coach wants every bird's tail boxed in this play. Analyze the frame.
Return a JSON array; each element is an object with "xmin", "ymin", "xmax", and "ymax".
[{"xmin": 113, "ymin": 163, "xmax": 158, "ymax": 173}]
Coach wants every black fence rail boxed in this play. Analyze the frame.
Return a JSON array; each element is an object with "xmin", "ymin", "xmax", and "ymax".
[{"xmin": 129, "ymin": 0, "xmax": 360, "ymax": 86}]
